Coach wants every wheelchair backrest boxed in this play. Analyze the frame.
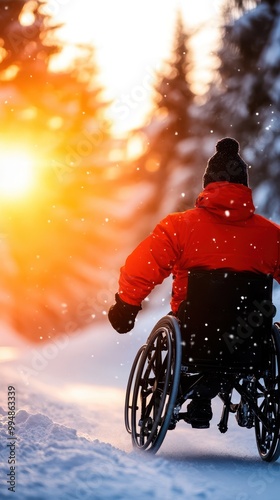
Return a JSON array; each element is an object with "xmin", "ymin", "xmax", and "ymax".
[{"xmin": 179, "ymin": 269, "xmax": 275, "ymax": 371}]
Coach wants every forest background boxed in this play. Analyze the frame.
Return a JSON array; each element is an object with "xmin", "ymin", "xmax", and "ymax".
[{"xmin": 0, "ymin": 0, "xmax": 279, "ymax": 345}]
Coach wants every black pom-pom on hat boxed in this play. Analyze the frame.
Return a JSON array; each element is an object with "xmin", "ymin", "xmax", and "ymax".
[
  {"xmin": 216, "ymin": 137, "xmax": 239, "ymax": 155},
  {"xmin": 203, "ymin": 137, "xmax": 249, "ymax": 188}
]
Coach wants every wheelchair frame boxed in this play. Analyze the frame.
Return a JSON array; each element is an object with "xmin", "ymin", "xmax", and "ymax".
[{"xmin": 124, "ymin": 315, "xmax": 280, "ymax": 461}]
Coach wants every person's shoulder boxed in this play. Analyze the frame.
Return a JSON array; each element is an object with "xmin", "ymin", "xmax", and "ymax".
[
  {"xmin": 168, "ymin": 207, "xmax": 198, "ymax": 218},
  {"xmin": 164, "ymin": 208, "xmax": 198, "ymax": 223},
  {"xmin": 253, "ymin": 213, "xmax": 280, "ymax": 231}
]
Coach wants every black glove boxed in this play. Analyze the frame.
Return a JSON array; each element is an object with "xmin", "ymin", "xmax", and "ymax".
[{"xmin": 108, "ymin": 293, "xmax": 141, "ymax": 333}]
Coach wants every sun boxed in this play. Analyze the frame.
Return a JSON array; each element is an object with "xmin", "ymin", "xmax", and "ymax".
[{"xmin": 0, "ymin": 149, "xmax": 35, "ymax": 199}]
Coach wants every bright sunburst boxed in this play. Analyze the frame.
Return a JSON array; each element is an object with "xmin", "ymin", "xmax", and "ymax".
[{"xmin": 0, "ymin": 149, "xmax": 35, "ymax": 199}]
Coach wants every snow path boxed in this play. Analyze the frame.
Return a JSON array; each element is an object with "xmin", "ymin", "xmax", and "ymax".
[
  {"xmin": 1, "ymin": 365, "xmax": 280, "ymax": 500},
  {"xmin": 1, "ymin": 290, "xmax": 280, "ymax": 499}
]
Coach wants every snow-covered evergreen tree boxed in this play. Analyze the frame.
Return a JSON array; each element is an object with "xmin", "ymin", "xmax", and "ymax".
[{"xmin": 202, "ymin": 0, "xmax": 280, "ymax": 220}]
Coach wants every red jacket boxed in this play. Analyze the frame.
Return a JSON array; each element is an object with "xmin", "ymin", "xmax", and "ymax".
[{"xmin": 119, "ymin": 182, "xmax": 280, "ymax": 312}]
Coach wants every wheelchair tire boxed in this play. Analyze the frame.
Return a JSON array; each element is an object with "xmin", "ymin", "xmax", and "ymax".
[
  {"xmin": 255, "ymin": 323, "xmax": 280, "ymax": 462},
  {"xmin": 130, "ymin": 315, "xmax": 182, "ymax": 453},
  {"xmin": 124, "ymin": 344, "xmax": 146, "ymax": 434}
]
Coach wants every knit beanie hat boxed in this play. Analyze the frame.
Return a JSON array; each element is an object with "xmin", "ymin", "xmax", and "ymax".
[{"xmin": 203, "ymin": 137, "xmax": 249, "ymax": 188}]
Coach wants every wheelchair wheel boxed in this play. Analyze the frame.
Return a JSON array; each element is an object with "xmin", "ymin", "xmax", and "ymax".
[
  {"xmin": 130, "ymin": 315, "xmax": 182, "ymax": 453},
  {"xmin": 124, "ymin": 344, "xmax": 146, "ymax": 434},
  {"xmin": 255, "ymin": 324, "xmax": 280, "ymax": 462}
]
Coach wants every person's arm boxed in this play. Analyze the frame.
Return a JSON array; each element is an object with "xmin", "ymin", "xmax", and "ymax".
[{"xmin": 108, "ymin": 214, "xmax": 181, "ymax": 332}]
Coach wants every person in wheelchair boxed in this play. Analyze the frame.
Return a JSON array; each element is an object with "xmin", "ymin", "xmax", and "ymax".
[{"xmin": 108, "ymin": 137, "xmax": 280, "ymax": 429}]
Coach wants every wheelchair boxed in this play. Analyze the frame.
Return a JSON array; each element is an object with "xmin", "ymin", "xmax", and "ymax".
[{"xmin": 124, "ymin": 269, "xmax": 280, "ymax": 461}]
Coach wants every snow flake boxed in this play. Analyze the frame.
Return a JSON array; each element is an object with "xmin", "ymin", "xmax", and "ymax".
[{"xmin": 225, "ymin": 210, "xmax": 230, "ymax": 217}]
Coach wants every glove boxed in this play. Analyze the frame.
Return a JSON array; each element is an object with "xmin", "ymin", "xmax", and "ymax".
[{"xmin": 108, "ymin": 293, "xmax": 141, "ymax": 333}]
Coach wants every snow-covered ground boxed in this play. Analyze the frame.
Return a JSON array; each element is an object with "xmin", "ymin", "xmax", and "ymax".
[{"xmin": 1, "ymin": 284, "xmax": 280, "ymax": 499}]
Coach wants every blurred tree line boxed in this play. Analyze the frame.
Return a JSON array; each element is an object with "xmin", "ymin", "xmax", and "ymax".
[
  {"xmin": 0, "ymin": 0, "xmax": 132, "ymax": 341},
  {"xmin": 0, "ymin": 0, "xmax": 279, "ymax": 341}
]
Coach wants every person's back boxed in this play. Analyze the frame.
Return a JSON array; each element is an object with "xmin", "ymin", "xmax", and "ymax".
[{"xmin": 163, "ymin": 181, "xmax": 280, "ymax": 311}]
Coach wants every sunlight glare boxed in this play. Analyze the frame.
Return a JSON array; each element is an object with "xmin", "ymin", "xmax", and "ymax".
[
  {"xmin": 58, "ymin": 383, "xmax": 124, "ymax": 406},
  {"xmin": 0, "ymin": 149, "xmax": 35, "ymax": 198},
  {"xmin": 50, "ymin": 0, "xmax": 221, "ymax": 133},
  {"xmin": 0, "ymin": 347, "xmax": 20, "ymax": 362}
]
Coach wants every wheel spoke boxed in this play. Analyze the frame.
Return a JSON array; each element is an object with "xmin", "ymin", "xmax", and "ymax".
[
  {"xmin": 255, "ymin": 325, "xmax": 280, "ymax": 462},
  {"xmin": 129, "ymin": 316, "xmax": 182, "ymax": 453}
]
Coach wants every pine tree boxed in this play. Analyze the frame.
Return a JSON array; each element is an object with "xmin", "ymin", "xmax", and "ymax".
[
  {"xmin": 130, "ymin": 12, "xmax": 197, "ymax": 228},
  {"xmin": 154, "ymin": 13, "xmax": 194, "ymax": 149},
  {"xmin": 202, "ymin": 0, "xmax": 280, "ymax": 219},
  {"xmin": 0, "ymin": 1, "xmax": 120, "ymax": 342}
]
